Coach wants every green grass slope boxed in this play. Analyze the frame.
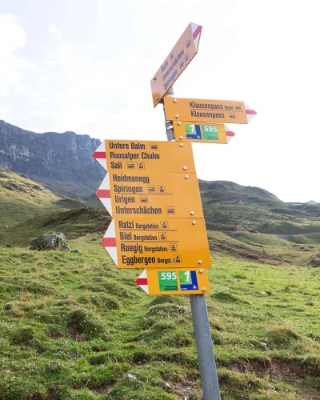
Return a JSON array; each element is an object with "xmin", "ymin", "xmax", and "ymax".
[
  {"xmin": 0, "ymin": 168, "xmax": 62, "ymax": 228},
  {"xmin": 200, "ymin": 180, "xmax": 320, "ymax": 235},
  {"xmin": 2, "ymin": 207, "xmax": 111, "ymax": 247},
  {"xmin": 200, "ymin": 180, "xmax": 282, "ymax": 206},
  {"xmin": 0, "ymin": 168, "xmax": 95, "ymax": 245},
  {"xmin": 0, "ymin": 238, "xmax": 320, "ymax": 399},
  {"xmin": 208, "ymin": 230, "xmax": 320, "ymax": 267},
  {"xmin": 1, "ymin": 176, "xmax": 320, "ymax": 398}
]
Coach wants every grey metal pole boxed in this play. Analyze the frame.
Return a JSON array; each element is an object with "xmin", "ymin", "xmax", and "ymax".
[
  {"xmin": 190, "ymin": 295, "xmax": 221, "ymax": 400},
  {"xmin": 163, "ymin": 86, "xmax": 221, "ymax": 399},
  {"xmin": 163, "ymin": 87, "xmax": 175, "ymax": 141}
]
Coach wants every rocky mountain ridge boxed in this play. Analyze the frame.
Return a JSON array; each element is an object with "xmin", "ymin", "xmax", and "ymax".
[{"xmin": 0, "ymin": 120, "xmax": 104, "ymax": 196}]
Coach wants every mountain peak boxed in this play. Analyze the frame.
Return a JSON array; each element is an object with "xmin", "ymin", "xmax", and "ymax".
[{"xmin": 0, "ymin": 120, "xmax": 104, "ymax": 197}]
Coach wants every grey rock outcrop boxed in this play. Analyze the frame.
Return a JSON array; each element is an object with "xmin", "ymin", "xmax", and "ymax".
[
  {"xmin": 30, "ymin": 233, "xmax": 70, "ymax": 251},
  {"xmin": 0, "ymin": 120, "xmax": 104, "ymax": 196}
]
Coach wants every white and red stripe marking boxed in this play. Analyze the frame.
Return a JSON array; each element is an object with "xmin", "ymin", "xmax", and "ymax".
[
  {"xmin": 101, "ymin": 220, "xmax": 118, "ymax": 266},
  {"xmin": 92, "ymin": 141, "xmax": 107, "ymax": 171},
  {"xmin": 225, "ymin": 125, "xmax": 235, "ymax": 143},
  {"xmin": 96, "ymin": 174, "xmax": 112, "ymax": 215},
  {"xmin": 245, "ymin": 103, "xmax": 257, "ymax": 123},
  {"xmin": 191, "ymin": 23, "xmax": 202, "ymax": 50},
  {"xmin": 135, "ymin": 270, "xmax": 149, "ymax": 294}
]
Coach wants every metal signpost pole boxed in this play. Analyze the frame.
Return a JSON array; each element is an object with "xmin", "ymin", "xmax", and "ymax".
[
  {"xmin": 190, "ymin": 294, "xmax": 221, "ymax": 400},
  {"xmin": 164, "ymin": 87, "xmax": 175, "ymax": 141},
  {"xmin": 163, "ymin": 87, "xmax": 221, "ymax": 400}
]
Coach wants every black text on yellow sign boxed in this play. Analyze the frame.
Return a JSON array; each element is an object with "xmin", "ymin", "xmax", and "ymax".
[
  {"xmin": 104, "ymin": 140, "xmax": 196, "ymax": 173},
  {"xmin": 97, "ymin": 171, "xmax": 204, "ymax": 219},
  {"xmin": 164, "ymin": 96, "xmax": 251, "ymax": 124},
  {"xmin": 102, "ymin": 217, "xmax": 212, "ymax": 269}
]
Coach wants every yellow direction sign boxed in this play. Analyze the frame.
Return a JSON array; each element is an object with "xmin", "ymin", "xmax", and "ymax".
[
  {"xmin": 102, "ymin": 217, "xmax": 211, "ymax": 269},
  {"xmin": 136, "ymin": 268, "xmax": 210, "ymax": 295},
  {"xmin": 150, "ymin": 22, "xmax": 202, "ymax": 107},
  {"xmin": 173, "ymin": 121, "xmax": 231, "ymax": 144},
  {"xmin": 93, "ymin": 140, "xmax": 196, "ymax": 173},
  {"xmin": 97, "ymin": 171, "xmax": 204, "ymax": 218},
  {"xmin": 164, "ymin": 96, "xmax": 257, "ymax": 124}
]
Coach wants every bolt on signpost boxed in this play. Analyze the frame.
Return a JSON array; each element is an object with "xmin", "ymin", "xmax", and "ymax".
[{"xmin": 93, "ymin": 22, "xmax": 256, "ymax": 400}]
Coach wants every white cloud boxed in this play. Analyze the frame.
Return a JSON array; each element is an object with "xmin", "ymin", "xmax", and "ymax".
[
  {"xmin": 0, "ymin": 104, "xmax": 11, "ymax": 120},
  {"xmin": 49, "ymin": 23, "xmax": 62, "ymax": 38},
  {"xmin": 0, "ymin": 14, "xmax": 26, "ymax": 54},
  {"xmin": 0, "ymin": 14, "xmax": 28, "ymax": 97}
]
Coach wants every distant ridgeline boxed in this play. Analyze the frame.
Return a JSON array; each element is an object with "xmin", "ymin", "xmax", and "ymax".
[{"xmin": 0, "ymin": 120, "xmax": 104, "ymax": 196}]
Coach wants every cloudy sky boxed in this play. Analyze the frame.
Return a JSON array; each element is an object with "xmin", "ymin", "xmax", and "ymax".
[{"xmin": 0, "ymin": 0, "xmax": 319, "ymax": 202}]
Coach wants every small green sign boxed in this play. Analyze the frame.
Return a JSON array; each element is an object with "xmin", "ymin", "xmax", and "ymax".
[
  {"xmin": 202, "ymin": 125, "xmax": 219, "ymax": 140},
  {"xmin": 185, "ymin": 124, "xmax": 196, "ymax": 135},
  {"xmin": 178, "ymin": 270, "xmax": 199, "ymax": 291},
  {"xmin": 178, "ymin": 271, "xmax": 192, "ymax": 285},
  {"xmin": 158, "ymin": 271, "xmax": 178, "ymax": 291}
]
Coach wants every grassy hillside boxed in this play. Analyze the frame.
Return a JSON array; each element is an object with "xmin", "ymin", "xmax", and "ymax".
[
  {"xmin": 199, "ymin": 180, "xmax": 283, "ymax": 206},
  {"xmin": 208, "ymin": 230, "xmax": 320, "ymax": 267},
  {"xmin": 1, "ymin": 207, "xmax": 111, "ymax": 247},
  {"xmin": 1, "ymin": 172, "xmax": 320, "ymax": 398},
  {"xmin": 0, "ymin": 169, "xmax": 100, "ymax": 245},
  {"xmin": 1, "ymin": 237, "xmax": 320, "ymax": 399},
  {"xmin": 200, "ymin": 180, "xmax": 320, "ymax": 235},
  {"xmin": 0, "ymin": 169, "xmax": 62, "ymax": 228}
]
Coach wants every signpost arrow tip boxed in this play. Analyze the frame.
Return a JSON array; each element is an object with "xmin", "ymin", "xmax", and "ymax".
[
  {"xmin": 225, "ymin": 125, "xmax": 236, "ymax": 143},
  {"xmin": 245, "ymin": 103, "xmax": 257, "ymax": 122},
  {"xmin": 102, "ymin": 220, "xmax": 118, "ymax": 266},
  {"xmin": 135, "ymin": 270, "xmax": 149, "ymax": 294},
  {"xmin": 96, "ymin": 174, "xmax": 113, "ymax": 216},
  {"xmin": 191, "ymin": 23, "xmax": 202, "ymax": 50},
  {"xmin": 92, "ymin": 141, "xmax": 107, "ymax": 171}
]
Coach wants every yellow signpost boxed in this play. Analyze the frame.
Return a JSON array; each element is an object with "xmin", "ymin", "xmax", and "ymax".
[
  {"xmin": 96, "ymin": 140, "xmax": 197, "ymax": 173},
  {"xmin": 93, "ymin": 21, "xmax": 257, "ymax": 398},
  {"xmin": 97, "ymin": 171, "xmax": 205, "ymax": 218},
  {"xmin": 164, "ymin": 96, "xmax": 256, "ymax": 124},
  {"xmin": 150, "ymin": 22, "xmax": 202, "ymax": 107},
  {"xmin": 94, "ymin": 139, "xmax": 211, "ymax": 271},
  {"xmin": 102, "ymin": 217, "xmax": 211, "ymax": 269},
  {"xmin": 136, "ymin": 268, "xmax": 210, "ymax": 295}
]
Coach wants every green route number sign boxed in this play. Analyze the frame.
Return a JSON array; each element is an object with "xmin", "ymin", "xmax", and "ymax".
[
  {"xmin": 158, "ymin": 270, "xmax": 197, "ymax": 292},
  {"xmin": 158, "ymin": 271, "xmax": 178, "ymax": 291}
]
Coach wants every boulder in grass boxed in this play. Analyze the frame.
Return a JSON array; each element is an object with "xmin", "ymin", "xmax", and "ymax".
[{"xmin": 30, "ymin": 232, "xmax": 70, "ymax": 251}]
